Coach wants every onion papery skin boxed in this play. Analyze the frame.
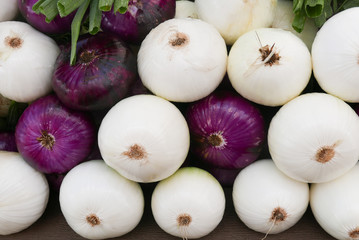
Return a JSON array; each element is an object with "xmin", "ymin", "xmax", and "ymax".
[
  {"xmin": 52, "ymin": 33, "xmax": 137, "ymax": 111},
  {"xmin": 18, "ymin": 0, "xmax": 75, "ymax": 34},
  {"xmin": 185, "ymin": 90, "xmax": 266, "ymax": 169},
  {"xmin": 15, "ymin": 94, "xmax": 96, "ymax": 174},
  {"xmin": 0, "ymin": 132, "xmax": 17, "ymax": 152},
  {"xmin": 101, "ymin": 0, "xmax": 176, "ymax": 44}
]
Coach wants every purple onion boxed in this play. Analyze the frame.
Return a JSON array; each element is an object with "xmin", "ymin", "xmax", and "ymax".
[
  {"xmin": 0, "ymin": 132, "xmax": 17, "ymax": 152},
  {"xmin": 101, "ymin": 0, "xmax": 176, "ymax": 44},
  {"xmin": 15, "ymin": 94, "xmax": 96, "ymax": 174},
  {"xmin": 185, "ymin": 90, "xmax": 266, "ymax": 169},
  {"xmin": 52, "ymin": 33, "xmax": 138, "ymax": 111},
  {"xmin": 206, "ymin": 166, "xmax": 241, "ymax": 187},
  {"xmin": 18, "ymin": 0, "xmax": 75, "ymax": 34},
  {"xmin": 46, "ymin": 172, "xmax": 66, "ymax": 192}
]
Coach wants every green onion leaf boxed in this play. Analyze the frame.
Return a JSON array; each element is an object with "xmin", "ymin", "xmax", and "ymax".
[
  {"xmin": 57, "ymin": 0, "xmax": 86, "ymax": 17},
  {"xmin": 313, "ymin": 0, "xmax": 333, "ymax": 28},
  {"xmin": 113, "ymin": 0, "xmax": 129, "ymax": 14},
  {"xmin": 304, "ymin": 0, "xmax": 325, "ymax": 18},
  {"xmin": 32, "ymin": 0, "xmax": 47, "ymax": 14},
  {"xmin": 39, "ymin": 0, "xmax": 59, "ymax": 23},
  {"xmin": 293, "ymin": 0, "xmax": 305, "ymax": 14},
  {"xmin": 6, "ymin": 102, "xmax": 28, "ymax": 131},
  {"xmin": 70, "ymin": 0, "xmax": 91, "ymax": 66},
  {"xmin": 89, "ymin": 0, "xmax": 102, "ymax": 35},
  {"xmin": 342, "ymin": 0, "xmax": 359, "ymax": 10},
  {"xmin": 99, "ymin": 0, "xmax": 114, "ymax": 11},
  {"xmin": 292, "ymin": 10, "xmax": 307, "ymax": 33}
]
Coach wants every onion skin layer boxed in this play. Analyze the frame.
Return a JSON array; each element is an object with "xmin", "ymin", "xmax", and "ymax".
[
  {"xmin": 17, "ymin": 0, "xmax": 75, "ymax": 34},
  {"xmin": 0, "ymin": 132, "xmax": 17, "ymax": 152},
  {"xmin": 101, "ymin": 0, "xmax": 176, "ymax": 44},
  {"xmin": 15, "ymin": 94, "xmax": 96, "ymax": 174},
  {"xmin": 186, "ymin": 90, "xmax": 266, "ymax": 169},
  {"xmin": 52, "ymin": 33, "xmax": 137, "ymax": 111}
]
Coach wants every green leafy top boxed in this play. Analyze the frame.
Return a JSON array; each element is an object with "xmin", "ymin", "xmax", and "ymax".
[
  {"xmin": 292, "ymin": 0, "xmax": 359, "ymax": 32},
  {"xmin": 32, "ymin": 0, "xmax": 130, "ymax": 65}
]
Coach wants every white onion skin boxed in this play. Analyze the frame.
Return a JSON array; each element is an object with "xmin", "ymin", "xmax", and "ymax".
[
  {"xmin": 0, "ymin": 0, "xmax": 18, "ymax": 22},
  {"xmin": 312, "ymin": 7, "xmax": 359, "ymax": 102},
  {"xmin": 232, "ymin": 159, "xmax": 309, "ymax": 234},
  {"xmin": 195, "ymin": 0, "xmax": 277, "ymax": 45},
  {"xmin": 0, "ymin": 151, "xmax": 49, "ymax": 235},
  {"xmin": 151, "ymin": 167, "xmax": 225, "ymax": 239},
  {"xmin": 271, "ymin": 0, "xmax": 318, "ymax": 50},
  {"xmin": 0, "ymin": 21, "xmax": 60, "ymax": 103},
  {"xmin": 310, "ymin": 162, "xmax": 359, "ymax": 240},
  {"xmin": 227, "ymin": 27, "xmax": 312, "ymax": 106},
  {"xmin": 137, "ymin": 18, "xmax": 227, "ymax": 102},
  {"xmin": 98, "ymin": 94, "xmax": 190, "ymax": 183},
  {"xmin": 59, "ymin": 160, "xmax": 144, "ymax": 240},
  {"xmin": 175, "ymin": 0, "xmax": 198, "ymax": 19},
  {"xmin": 268, "ymin": 93, "xmax": 359, "ymax": 183}
]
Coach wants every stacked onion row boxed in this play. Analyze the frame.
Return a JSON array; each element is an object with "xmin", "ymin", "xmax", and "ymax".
[{"xmin": 1, "ymin": 1, "xmax": 359, "ymax": 240}]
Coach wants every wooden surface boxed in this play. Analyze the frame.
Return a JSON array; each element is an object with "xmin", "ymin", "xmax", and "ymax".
[{"xmin": 0, "ymin": 184, "xmax": 335, "ymax": 240}]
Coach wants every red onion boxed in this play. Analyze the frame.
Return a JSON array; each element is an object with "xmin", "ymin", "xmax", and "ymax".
[
  {"xmin": 15, "ymin": 94, "xmax": 96, "ymax": 174},
  {"xmin": 101, "ymin": 0, "xmax": 176, "ymax": 44},
  {"xmin": 0, "ymin": 132, "xmax": 17, "ymax": 152},
  {"xmin": 185, "ymin": 90, "xmax": 266, "ymax": 169},
  {"xmin": 18, "ymin": 0, "xmax": 75, "ymax": 34},
  {"xmin": 52, "ymin": 33, "xmax": 138, "ymax": 111}
]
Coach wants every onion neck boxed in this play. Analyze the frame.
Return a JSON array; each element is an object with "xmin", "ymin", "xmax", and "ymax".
[
  {"xmin": 207, "ymin": 132, "xmax": 226, "ymax": 148},
  {"xmin": 123, "ymin": 144, "xmax": 147, "ymax": 160},
  {"xmin": 86, "ymin": 213, "xmax": 101, "ymax": 227},
  {"xmin": 79, "ymin": 50, "xmax": 97, "ymax": 64},
  {"xmin": 315, "ymin": 144, "xmax": 336, "ymax": 163},
  {"xmin": 169, "ymin": 32, "xmax": 189, "ymax": 48},
  {"xmin": 177, "ymin": 213, "xmax": 192, "ymax": 227},
  {"xmin": 349, "ymin": 227, "xmax": 359, "ymax": 239},
  {"xmin": 36, "ymin": 130, "xmax": 55, "ymax": 150},
  {"xmin": 259, "ymin": 43, "xmax": 280, "ymax": 66}
]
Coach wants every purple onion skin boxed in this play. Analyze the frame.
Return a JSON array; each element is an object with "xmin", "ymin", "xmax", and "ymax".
[
  {"xmin": 206, "ymin": 166, "xmax": 241, "ymax": 187},
  {"xmin": 0, "ymin": 132, "xmax": 18, "ymax": 152},
  {"xmin": 18, "ymin": 0, "xmax": 75, "ymax": 34},
  {"xmin": 52, "ymin": 33, "xmax": 138, "ymax": 111},
  {"xmin": 185, "ymin": 90, "xmax": 266, "ymax": 169},
  {"xmin": 15, "ymin": 94, "xmax": 96, "ymax": 174},
  {"xmin": 101, "ymin": 0, "xmax": 176, "ymax": 44}
]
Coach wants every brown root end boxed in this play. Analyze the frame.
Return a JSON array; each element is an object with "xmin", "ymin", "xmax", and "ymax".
[
  {"xmin": 36, "ymin": 130, "xmax": 55, "ymax": 151},
  {"xmin": 5, "ymin": 36, "xmax": 23, "ymax": 49},
  {"xmin": 169, "ymin": 32, "xmax": 189, "ymax": 48},
  {"xmin": 271, "ymin": 207, "xmax": 287, "ymax": 223},
  {"xmin": 123, "ymin": 144, "xmax": 147, "ymax": 160},
  {"xmin": 208, "ymin": 134, "xmax": 223, "ymax": 147},
  {"xmin": 349, "ymin": 227, "xmax": 359, "ymax": 239},
  {"xmin": 177, "ymin": 213, "xmax": 192, "ymax": 227},
  {"xmin": 259, "ymin": 44, "xmax": 280, "ymax": 66},
  {"xmin": 316, "ymin": 146, "xmax": 335, "ymax": 163},
  {"xmin": 79, "ymin": 50, "xmax": 97, "ymax": 64},
  {"xmin": 86, "ymin": 214, "xmax": 101, "ymax": 227}
]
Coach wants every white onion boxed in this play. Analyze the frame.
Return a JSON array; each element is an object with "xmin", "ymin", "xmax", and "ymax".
[
  {"xmin": 227, "ymin": 27, "xmax": 312, "ymax": 106},
  {"xmin": 98, "ymin": 94, "xmax": 190, "ymax": 183},
  {"xmin": 59, "ymin": 160, "xmax": 144, "ymax": 240},
  {"xmin": 268, "ymin": 92, "xmax": 359, "ymax": 183},
  {"xmin": 312, "ymin": 7, "xmax": 359, "ymax": 102},
  {"xmin": 232, "ymin": 159, "xmax": 309, "ymax": 236},
  {"xmin": 175, "ymin": 0, "xmax": 198, "ymax": 19},
  {"xmin": 0, "ymin": 21, "xmax": 60, "ymax": 103},
  {"xmin": 137, "ymin": 18, "xmax": 227, "ymax": 102},
  {"xmin": 195, "ymin": 0, "xmax": 277, "ymax": 45},
  {"xmin": 271, "ymin": 0, "xmax": 318, "ymax": 50},
  {"xmin": 0, "ymin": 151, "xmax": 49, "ymax": 235},
  {"xmin": 0, "ymin": 0, "xmax": 18, "ymax": 22},
  {"xmin": 151, "ymin": 167, "xmax": 225, "ymax": 239},
  {"xmin": 310, "ymin": 161, "xmax": 359, "ymax": 240}
]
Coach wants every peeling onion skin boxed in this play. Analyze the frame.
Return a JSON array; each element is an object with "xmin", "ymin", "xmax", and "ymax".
[
  {"xmin": 268, "ymin": 93, "xmax": 359, "ymax": 183},
  {"xmin": 312, "ymin": 7, "xmax": 359, "ymax": 103},
  {"xmin": 52, "ymin": 33, "xmax": 137, "ymax": 111},
  {"xmin": 0, "ymin": 151, "xmax": 49, "ymax": 235},
  {"xmin": 137, "ymin": 18, "xmax": 228, "ymax": 102},
  {"xmin": 185, "ymin": 90, "xmax": 266, "ymax": 169},
  {"xmin": 310, "ymin": 162, "xmax": 359, "ymax": 240},
  {"xmin": 101, "ymin": 0, "xmax": 176, "ymax": 44},
  {"xmin": 18, "ymin": 0, "xmax": 75, "ymax": 34},
  {"xmin": 15, "ymin": 94, "xmax": 96, "ymax": 174}
]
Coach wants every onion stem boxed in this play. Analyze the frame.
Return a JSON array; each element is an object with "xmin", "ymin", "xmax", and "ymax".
[
  {"xmin": 113, "ymin": 0, "xmax": 129, "ymax": 14},
  {"xmin": 57, "ymin": 0, "xmax": 86, "ymax": 17},
  {"xmin": 99, "ymin": 0, "xmax": 115, "ymax": 11},
  {"xmin": 38, "ymin": 0, "xmax": 59, "ymax": 23},
  {"xmin": 89, "ymin": 0, "xmax": 102, "ymax": 35},
  {"xmin": 70, "ymin": 0, "xmax": 91, "ymax": 65}
]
